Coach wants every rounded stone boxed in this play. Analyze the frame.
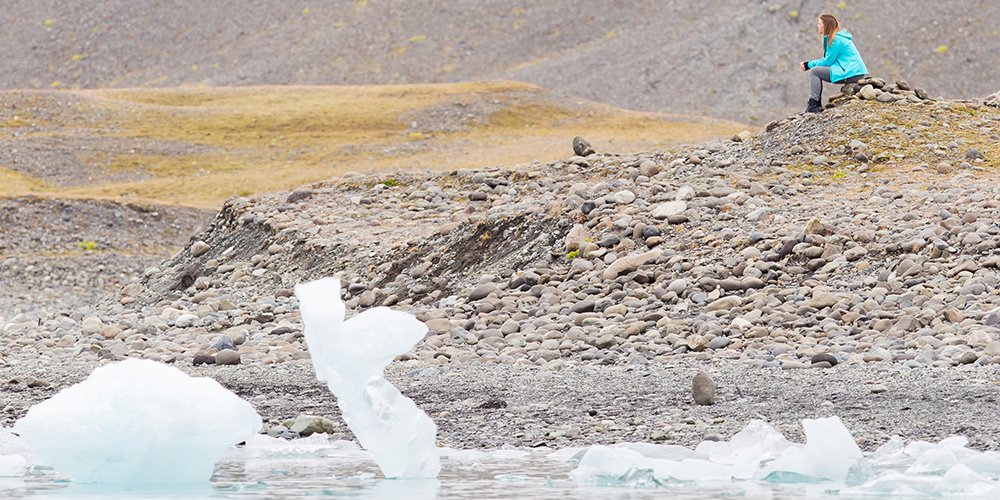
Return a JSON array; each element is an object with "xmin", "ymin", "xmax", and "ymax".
[
  {"xmin": 810, "ymin": 353, "xmax": 839, "ymax": 367},
  {"xmin": 692, "ymin": 371, "xmax": 716, "ymax": 405},
  {"xmin": 215, "ymin": 349, "xmax": 241, "ymax": 365}
]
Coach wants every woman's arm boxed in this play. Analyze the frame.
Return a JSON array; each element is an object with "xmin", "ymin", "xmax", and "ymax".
[{"xmin": 806, "ymin": 37, "xmax": 846, "ymax": 69}]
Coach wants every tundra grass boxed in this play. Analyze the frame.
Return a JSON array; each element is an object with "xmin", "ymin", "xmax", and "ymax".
[{"xmin": 4, "ymin": 81, "xmax": 747, "ymax": 207}]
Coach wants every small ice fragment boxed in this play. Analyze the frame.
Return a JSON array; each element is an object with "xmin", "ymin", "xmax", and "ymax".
[
  {"xmin": 0, "ymin": 427, "xmax": 32, "ymax": 477},
  {"xmin": 870, "ymin": 436, "xmax": 906, "ymax": 464},
  {"xmin": 240, "ymin": 433, "xmax": 364, "ymax": 459},
  {"xmin": 616, "ymin": 442, "xmax": 696, "ymax": 461},
  {"xmin": 903, "ymin": 435, "xmax": 979, "ymax": 475},
  {"xmin": 296, "ymin": 278, "xmax": 440, "ymax": 479},
  {"xmin": 546, "ymin": 447, "xmax": 587, "ymax": 462},
  {"xmin": 0, "ymin": 454, "xmax": 28, "ymax": 477},
  {"xmin": 478, "ymin": 449, "xmax": 530, "ymax": 461},
  {"xmin": 695, "ymin": 419, "xmax": 792, "ymax": 479},
  {"xmin": 569, "ymin": 445, "xmax": 647, "ymax": 482},
  {"xmin": 938, "ymin": 463, "xmax": 999, "ymax": 496},
  {"xmin": 843, "ymin": 470, "xmax": 932, "ymax": 496},
  {"xmin": 905, "ymin": 447, "xmax": 958, "ymax": 475},
  {"xmin": 960, "ymin": 451, "xmax": 1000, "ymax": 477},
  {"xmin": 438, "ymin": 448, "xmax": 487, "ymax": 462},
  {"xmin": 437, "ymin": 448, "xmax": 529, "ymax": 462},
  {"xmin": 850, "ymin": 463, "xmax": 1000, "ymax": 496},
  {"xmin": 650, "ymin": 458, "xmax": 735, "ymax": 482},
  {"xmin": 13, "ymin": 359, "xmax": 261, "ymax": 484},
  {"xmin": 760, "ymin": 416, "xmax": 862, "ymax": 483},
  {"xmin": 568, "ymin": 418, "xmax": 1000, "ymax": 493}
]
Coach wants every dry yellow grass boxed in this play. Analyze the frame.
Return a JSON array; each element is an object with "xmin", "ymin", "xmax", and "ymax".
[
  {"xmin": 4, "ymin": 81, "xmax": 747, "ymax": 207},
  {"xmin": 0, "ymin": 167, "xmax": 50, "ymax": 195}
]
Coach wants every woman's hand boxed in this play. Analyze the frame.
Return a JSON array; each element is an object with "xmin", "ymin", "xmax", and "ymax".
[{"xmin": 800, "ymin": 61, "xmax": 808, "ymax": 71}]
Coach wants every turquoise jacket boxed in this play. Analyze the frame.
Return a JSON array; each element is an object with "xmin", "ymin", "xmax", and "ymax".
[{"xmin": 807, "ymin": 31, "xmax": 868, "ymax": 82}]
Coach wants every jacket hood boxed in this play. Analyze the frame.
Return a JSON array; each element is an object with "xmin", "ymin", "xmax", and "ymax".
[{"xmin": 833, "ymin": 30, "xmax": 853, "ymax": 41}]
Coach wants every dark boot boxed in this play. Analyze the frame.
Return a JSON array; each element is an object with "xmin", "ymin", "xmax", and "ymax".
[{"xmin": 806, "ymin": 98, "xmax": 823, "ymax": 113}]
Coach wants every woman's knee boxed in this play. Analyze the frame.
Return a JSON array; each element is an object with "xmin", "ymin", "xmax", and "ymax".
[{"xmin": 808, "ymin": 66, "xmax": 830, "ymax": 81}]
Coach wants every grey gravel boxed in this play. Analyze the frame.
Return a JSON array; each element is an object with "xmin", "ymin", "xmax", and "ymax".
[{"xmin": 3, "ymin": 360, "xmax": 1000, "ymax": 451}]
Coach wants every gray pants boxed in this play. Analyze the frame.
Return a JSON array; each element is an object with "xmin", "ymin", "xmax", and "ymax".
[{"xmin": 809, "ymin": 66, "xmax": 864, "ymax": 101}]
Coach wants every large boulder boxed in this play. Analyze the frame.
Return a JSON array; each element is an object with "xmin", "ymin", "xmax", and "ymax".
[{"xmin": 986, "ymin": 91, "xmax": 1000, "ymax": 108}]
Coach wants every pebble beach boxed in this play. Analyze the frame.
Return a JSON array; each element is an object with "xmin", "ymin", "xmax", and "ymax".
[{"xmin": 3, "ymin": 89, "xmax": 1000, "ymax": 451}]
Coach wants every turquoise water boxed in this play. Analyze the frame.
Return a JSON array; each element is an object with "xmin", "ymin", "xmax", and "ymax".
[
  {"xmin": 0, "ymin": 450, "xmax": 910, "ymax": 499},
  {"xmin": 5, "ymin": 433, "xmax": 995, "ymax": 499}
]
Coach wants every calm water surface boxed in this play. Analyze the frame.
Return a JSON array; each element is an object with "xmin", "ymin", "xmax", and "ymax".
[{"xmin": 0, "ymin": 448, "xmax": 909, "ymax": 499}]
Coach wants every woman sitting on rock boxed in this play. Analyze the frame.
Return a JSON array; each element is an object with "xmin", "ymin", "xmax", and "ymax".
[{"xmin": 800, "ymin": 13, "xmax": 869, "ymax": 113}]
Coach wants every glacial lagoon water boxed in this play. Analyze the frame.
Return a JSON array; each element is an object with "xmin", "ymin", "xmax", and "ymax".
[
  {"xmin": 5, "ymin": 430, "xmax": 1000, "ymax": 499},
  {"xmin": 5, "ymin": 278, "xmax": 999, "ymax": 497},
  {"xmin": 0, "ymin": 447, "xmax": 935, "ymax": 499}
]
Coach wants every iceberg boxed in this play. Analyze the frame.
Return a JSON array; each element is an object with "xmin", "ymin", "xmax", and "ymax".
[
  {"xmin": 760, "ymin": 416, "xmax": 862, "ymax": 483},
  {"xmin": 13, "ymin": 358, "xmax": 261, "ymax": 484},
  {"xmin": 295, "ymin": 277, "xmax": 440, "ymax": 479},
  {"xmin": 695, "ymin": 419, "xmax": 792, "ymax": 479}
]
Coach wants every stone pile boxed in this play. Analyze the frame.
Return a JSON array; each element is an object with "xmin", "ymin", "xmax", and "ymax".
[
  {"xmin": 985, "ymin": 90, "xmax": 1000, "ymax": 108},
  {"xmin": 834, "ymin": 77, "xmax": 931, "ymax": 106}
]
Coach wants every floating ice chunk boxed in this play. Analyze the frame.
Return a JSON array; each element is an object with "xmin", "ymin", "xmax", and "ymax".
[
  {"xmin": 869, "ymin": 436, "xmax": 906, "ymax": 465},
  {"xmin": 570, "ymin": 444, "xmax": 733, "ymax": 484},
  {"xmin": 695, "ymin": 419, "xmax": 792, "ymax": 479},
  {"xmin": 547, "ymin": 447, "xmax": 587, "ymax": 462},
  {"xmin": 438, "ymin": 448, "xmax": 487, "ymax": 462},
  {"xmin": 13, "ymin": 359, "xmax": 261, "ymax": 484},
  {"xmin": 439, "ymin": 448, "xmax": 530, "ymax": 462},
  {"xmin": 296, "ymin": 277, "xmax": 440, "ymax": 479},
  {"xmin": 239, "ymin": 433, "xmax": 364, "ymax": 459},
  {"xmin": 569, "ymin": 445, "xmax": 647, "ymax": 483},
  {"xmin": 899, "ymin": 435, "xmax": 986, "ymax": 475},
  {"xmin": 759, "ymin": 416, "xmax": 862, "ymax": 483},
  {"xmin": 960, "ymin": 451, "xmax": 1000, "ymax": 477},
  {"xmin": 616, "ymin": 442, "xmax": 697, "ymax": 461},
  {"xmin": 939, "ymin": 464, "xmax": 998, "ymax": 495},
  {"xmin": 485, "ymin": 449, "xmax": 531, "ymax": 461},
  {"xmin": 0, "ymin": 428, "xmax": 31, "ymax": 477},
  {"xmin": 570, "ymin": 417, "xmax": 1000, "ymax": 494},
  {"xmin": 906, "ymin": 435, "xmax": 967, "ymax": 453},
  {"xmin": 0, "ymin": 454, "xmax": 28, "ymax": 478},
  {"xmin": 845, "ymin": 464, "xmax": 1000, "ymax": 497},
  {"xmin": 650, "ymin": 458, "xmax": 736, "ymax": 482},
  {"xmin": 842, "ymin": 470, "xmax": 935, "ymax": 496},
  {"xmin": 906, "ymin": 447, "xmax": 959, "ymax": 475}
]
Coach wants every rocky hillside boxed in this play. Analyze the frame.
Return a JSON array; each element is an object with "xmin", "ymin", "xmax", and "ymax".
[
  {"xmin": 1, "ymin": 0, "xmax": 997, "ymax": 122},
  {"xmin": 0, "ymin": 197, "xmax": 210, "ymax": 324},
  {"xmin": 4, "ymin": 85, "xmax": 997, "ymax": 373}
]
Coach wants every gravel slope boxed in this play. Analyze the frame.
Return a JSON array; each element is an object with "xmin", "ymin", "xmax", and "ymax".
[
  {"xmin": 0, "ymin": 197, "xmax": 211, "ymax": 322},
  {"xmin": 0, "ymin": 0, "xmax": 997, "ymax": 122}
]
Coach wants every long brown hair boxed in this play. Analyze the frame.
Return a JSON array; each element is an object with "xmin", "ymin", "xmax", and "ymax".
[{"xmin": 819, "ymin": 14, "xmax": 840, "ymax": 50}]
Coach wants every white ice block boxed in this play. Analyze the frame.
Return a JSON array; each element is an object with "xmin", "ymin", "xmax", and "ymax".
[
  {"xmin": 296, "ymin": 277, "xmax": 440, "ymax": 479},
  {"xmin": 13, "ymin": 359, "xmax": 261, "ymax": 484}
]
